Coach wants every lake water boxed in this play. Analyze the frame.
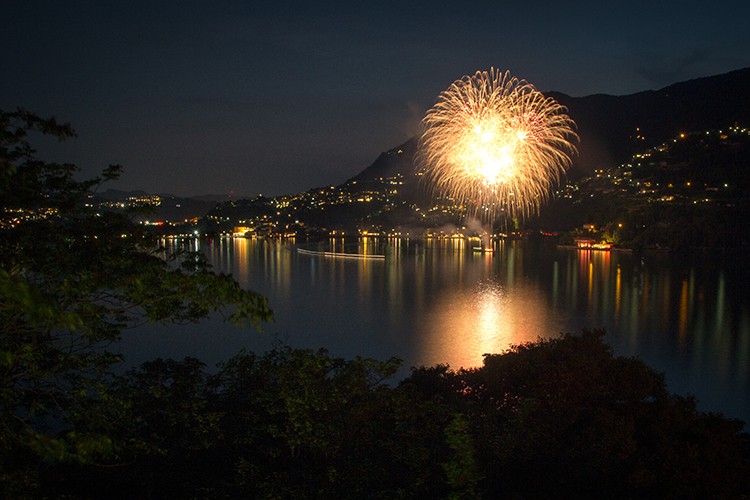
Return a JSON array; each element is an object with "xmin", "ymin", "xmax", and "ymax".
[{"xmin": 117, "ymin": 236, "xmax": 750, "ymax": 425}]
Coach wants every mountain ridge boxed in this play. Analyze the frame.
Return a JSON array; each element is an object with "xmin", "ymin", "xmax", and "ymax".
[{"xmin": 350, "ymin": 67, "xmax": 750, "ymax": 186}]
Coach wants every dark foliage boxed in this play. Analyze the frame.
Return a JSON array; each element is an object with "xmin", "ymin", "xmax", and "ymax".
[
  {"xmin": 0, "ymin": 109, "xmax": 271, "ymax": 493},
  {"xmin": 39, "ymin": 333, "xmax": 750, "ymax": 499}
]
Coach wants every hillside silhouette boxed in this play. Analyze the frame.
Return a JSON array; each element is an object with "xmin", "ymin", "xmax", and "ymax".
[{"xmin": 351, "ymin": 67, "xmax": 750, "ymax": 185}]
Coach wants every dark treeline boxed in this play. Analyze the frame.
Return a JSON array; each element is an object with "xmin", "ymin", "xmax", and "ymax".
[
  {"xmin": 33, "ymin": 332, "xmax": 750, "ymax": 499},
  {"xmin": 2, "ymin": 111, "xmax": 748, "ymax": 498}
]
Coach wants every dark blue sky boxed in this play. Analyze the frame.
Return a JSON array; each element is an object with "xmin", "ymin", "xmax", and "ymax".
[{"xmin": 3, "ymin": 1, "xmax": 749, "ymax": 197}]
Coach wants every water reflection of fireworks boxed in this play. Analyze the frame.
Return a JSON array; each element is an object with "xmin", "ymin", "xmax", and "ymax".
[{"xmin": 422, "ymin": 279, "xmax": 556, "ymax": 369}]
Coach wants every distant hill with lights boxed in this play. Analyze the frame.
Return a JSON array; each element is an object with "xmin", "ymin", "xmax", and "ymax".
[
  {"xmin": 535, "ymin": 125, "xmax": 750, "ymax": 250},
  {"xmin": 350, "ymin": 67, "xmax": 750, "ymax": 185},
  {"xmin": 551, "ymin": 66, "xmax": 750, "ymax": 177},
  {"xmin": 137, "ymin": 67, "xmax": 750, "ymax": 243}
]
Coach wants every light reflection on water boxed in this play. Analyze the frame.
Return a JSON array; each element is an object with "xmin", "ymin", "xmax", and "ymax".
[
  {"xmin": 422, "ymin": 279, "xmax": 556, "ymax": 370},
  {"xmin": 119, "ymin": 236, "xmax": 749, "ymax": 424}
]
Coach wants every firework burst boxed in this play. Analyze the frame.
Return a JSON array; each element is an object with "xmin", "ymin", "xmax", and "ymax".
[{"xmin": 418, "ymin": 68, "xmax": 577, "ymax": 223}]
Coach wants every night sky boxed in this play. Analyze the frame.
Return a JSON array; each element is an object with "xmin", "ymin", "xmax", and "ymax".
[{"xmin": 3, "ymin": 1, "xmax": 749, "ymax": 197}]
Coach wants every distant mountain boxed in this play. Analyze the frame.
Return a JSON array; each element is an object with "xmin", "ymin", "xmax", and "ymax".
[
  {"xmin": 93, "ymin": 189, "xmax": 217, "ymax": 221},
  {"xmin": 190, "ymin": 193, "xmax": 244, "ymax": 202},
  {"xmin": 346, "ymin": 137, "xmax": 427, "ymax": 203},
  {"xmin": 151, "ymin": 194, "xmax": 217, "ymax": 221},
  {"xmin": 551, "ymin": 67, "xmax": 750, "ymax": 177},
  {"xmin": 349, "ymin": 67, "xmax": 750, "ymax": 185},
  {"xmin": 203, "ymin": 68, "xmax": 750, "ymax": 239},
  {"xmin": 95, "ymin": 189, "xmax": 151, "ymax": 201},
  {"xmin": 349, "ymin": 138, "xmax": 417, "ymax": 184},
  {"xmin": 535, "ymin": 126, "xmax": 750, "ymax": 250}
]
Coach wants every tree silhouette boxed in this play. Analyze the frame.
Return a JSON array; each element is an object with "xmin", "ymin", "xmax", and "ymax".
[{"xmin": 0, "ymin": 109, "xmax": 271, "ymax": 493}]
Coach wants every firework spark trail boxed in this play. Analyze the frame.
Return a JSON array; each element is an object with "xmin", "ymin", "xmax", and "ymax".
[{"xmin": 418, "ymin": 68, "xmax": 577, "ymax": 223}]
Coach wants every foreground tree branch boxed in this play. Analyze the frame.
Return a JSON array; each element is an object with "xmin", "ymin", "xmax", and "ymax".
[{"xmin": 0, "ymin": 109, "xmax": 272, "ymax": 490}]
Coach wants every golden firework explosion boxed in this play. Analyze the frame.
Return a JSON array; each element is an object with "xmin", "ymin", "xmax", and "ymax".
[{"xmin": 418, "ymin": 68, "xmax": 577, "ymax": 222}]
